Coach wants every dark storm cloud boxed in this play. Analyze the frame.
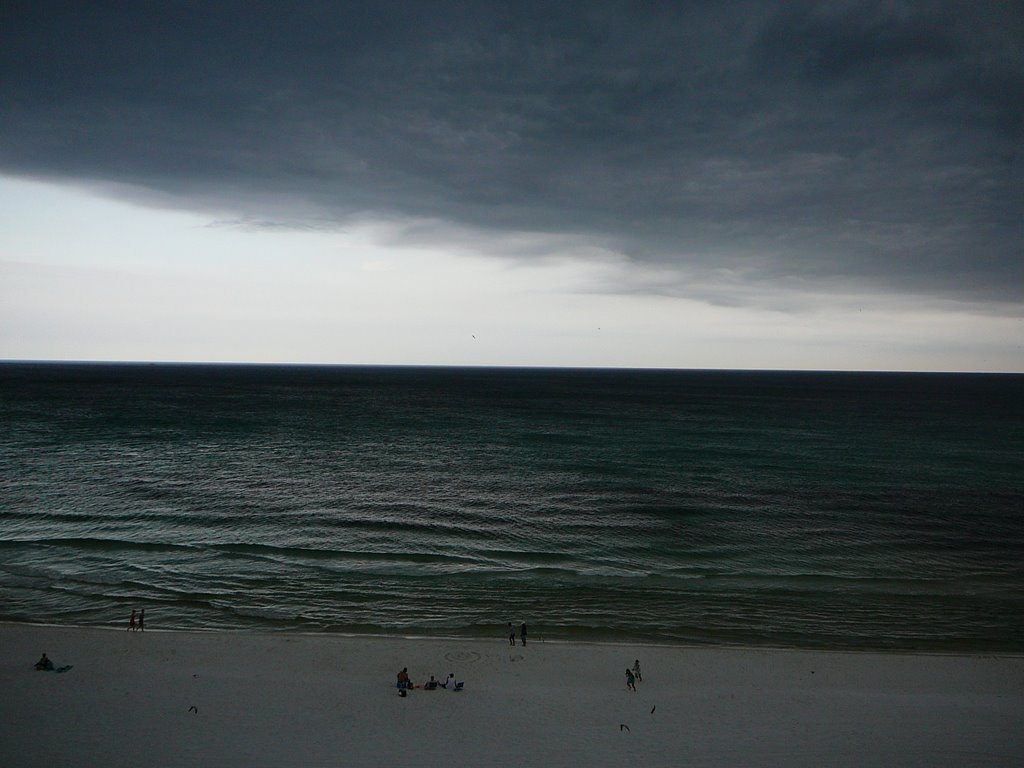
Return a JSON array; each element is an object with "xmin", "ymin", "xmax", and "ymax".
[{"xmin": 2, "ymin": 1, "xmax": 1022, "ymax": 303}]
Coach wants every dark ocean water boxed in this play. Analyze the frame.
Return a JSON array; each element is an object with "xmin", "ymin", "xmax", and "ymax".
[{"xmin": 1, "ymin": 362, "xmax": 1022, "ymax": 651}]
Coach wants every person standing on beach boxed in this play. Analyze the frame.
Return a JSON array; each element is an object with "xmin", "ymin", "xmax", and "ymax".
[
  {"xmin": 625, "ymin": 668, "xmax": 636, "ymax": 691},
  {"xmin": 508, "ymin": 623, "xmax": 516, "ymax": 646},
  {"xmin": 397, "ymin": 667, "xmax": 411, "ymax": 690},
  {"xmin": 138, "ymin": 608, "xmax": 145, "ymax": 632},
  {"xmin": 127, "ymin": 609, "xmax": 136, "ymax": 631},
  {"xmin": 633, "ymin": 659, "xmax": 642, "ymax": 682},
  {"xmin": 520, "ymin": 622, "xmax": 527, "ymax": 646}
]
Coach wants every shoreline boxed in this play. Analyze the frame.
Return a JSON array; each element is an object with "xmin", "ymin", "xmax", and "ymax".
[
  {"xmin": 3, "ymin": 620, "xmax": 1021, "ymax": 658},
  {"xmin": 3, "ymin": 622, "xmax": 1022, "ymax": 767}
]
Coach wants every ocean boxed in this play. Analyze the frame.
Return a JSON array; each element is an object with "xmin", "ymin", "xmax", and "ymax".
[{"xmin": 1, "ymin": 362, "xmax": 1022, "ymax": 652}]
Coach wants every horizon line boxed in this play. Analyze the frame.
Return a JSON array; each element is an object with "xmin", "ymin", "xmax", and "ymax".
[{"xmin": 2, "ymin": 358, "xmax": 1021, "ymax": 376}]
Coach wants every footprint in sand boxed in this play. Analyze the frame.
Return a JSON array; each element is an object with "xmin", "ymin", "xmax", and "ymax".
[{"xmin": 444, "ymin": 650, "xmax": 480, "ymax": 664}]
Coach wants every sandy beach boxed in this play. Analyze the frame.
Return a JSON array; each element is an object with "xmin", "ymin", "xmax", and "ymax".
[{"xmin": 2, "ymin": 623, "xmax": 1021, "ymax": 767}]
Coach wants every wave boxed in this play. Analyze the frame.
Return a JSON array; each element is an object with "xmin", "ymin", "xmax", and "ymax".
[
  {"xmin": 207, "ymin": 541, "xmax": 482, "ymax": 567},
  {"xmin": 0, "ymin": 536, "xmax": 196, "ymax": 553}
]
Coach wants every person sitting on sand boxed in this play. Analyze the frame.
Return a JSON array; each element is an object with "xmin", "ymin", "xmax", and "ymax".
[
  {"xmin": 424, "ymin": 675, "xmax": 439, "ymax": 690},
  {"xmin": 35, "ymin": 653, "xmax": 54, "ymax": 671},
  {"xmin": 443, "ymin": 673, "xmax": 463, "ymax": 691},
  {"xmin": 397, "ymin": 667, "xmax": 411, "ymax": 690}
]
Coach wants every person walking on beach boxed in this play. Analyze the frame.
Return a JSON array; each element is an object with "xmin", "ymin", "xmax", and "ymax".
[
  {"xmin": 632, "ymin": 659, "xmax": 642, "ymax": 682},
  {"xmin": 508, "ymin": 622, "xmax": 516, "ymax": 646},
  {"xmin": 138, "ymin": 608, "xmax": 145, "ymax": 632},
  {"xmin": 625, "ymin": 668, "xmax": 637, "ymax": 692},
  {"xmin": 520, "ymin": 622, "xmax": 527, "ymax": 646},
  {"xmin": 127, "ymin": 609, "xmax": 136, "ymax": 631}
]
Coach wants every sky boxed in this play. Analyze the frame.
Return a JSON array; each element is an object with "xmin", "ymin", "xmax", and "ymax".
[{"xmin": 2, "ymin": 1, "xmax": 1022, "ymax": 371}]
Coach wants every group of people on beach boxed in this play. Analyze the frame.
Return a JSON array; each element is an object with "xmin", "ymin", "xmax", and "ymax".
[
  {"xmin": 127, "ymin": 609, "xmax": 145, "ymax": 632},
  {"xmin": 396, "ymin": 667, "xmax": 463, "ymax": 696},
  {"xmin": 626, "ymin": 659, "xmax": 642, "ymax": 691}
]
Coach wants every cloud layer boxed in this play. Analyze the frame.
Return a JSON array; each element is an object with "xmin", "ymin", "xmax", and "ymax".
[{"xmin": 3, "ymin": 1, "xmax": 1022, "ymax": 304}]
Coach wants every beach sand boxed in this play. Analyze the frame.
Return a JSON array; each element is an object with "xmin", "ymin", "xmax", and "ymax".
[{"xmin": 2, "ymin": 623, "xmax": 1021, "ymax": 767}]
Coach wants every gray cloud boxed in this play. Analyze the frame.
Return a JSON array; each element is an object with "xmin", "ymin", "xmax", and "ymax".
[{"xmin": 2, "ymin": 1, "xmax": 1021, "ymax": 303}]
